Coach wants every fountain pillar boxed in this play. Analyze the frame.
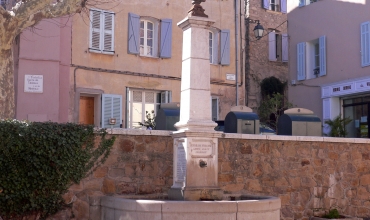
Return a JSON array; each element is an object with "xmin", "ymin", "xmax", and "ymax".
[{"xmin": 168, "ymin": 5, "xmax": 223, "ymax": 201}]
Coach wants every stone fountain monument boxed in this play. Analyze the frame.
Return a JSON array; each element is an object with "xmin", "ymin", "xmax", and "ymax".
[
  {"xmin": 99, "ymin": 1, "xmax": 281, "ymax": 219},
  {"xmin": 168, "ymin": 0, "xmax": 223, "ymax": 201}
]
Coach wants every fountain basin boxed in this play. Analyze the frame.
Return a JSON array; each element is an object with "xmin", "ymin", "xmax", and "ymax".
[{"xmin": 100, "ymin": 195, "xmax": 281, "ymax": 220}]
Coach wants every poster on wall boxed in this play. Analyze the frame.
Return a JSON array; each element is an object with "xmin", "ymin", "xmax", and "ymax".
[{"xmin": 24, "ymin": 75, "xmax": 43, "ymax": 93}]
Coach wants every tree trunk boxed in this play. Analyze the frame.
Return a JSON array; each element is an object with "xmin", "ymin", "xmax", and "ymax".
[{"xmin": 0, "ymin": 47, "xmax": 15, "ymax": 119}]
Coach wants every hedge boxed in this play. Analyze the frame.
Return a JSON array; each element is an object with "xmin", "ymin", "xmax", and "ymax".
[{"xmin": 0, "ymin": 120, "xmax": 115, "ymax": 219}]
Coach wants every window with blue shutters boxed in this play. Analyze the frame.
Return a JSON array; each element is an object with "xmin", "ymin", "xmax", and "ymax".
[
  {"xmin": 263, "ymin": 0, "xmax": 287, "ymax": 13},
  {"xmin": 128, "ymin": 13, "xmax": 172, "ymax": 58},
  {"xmin": 296, "ymin": 35, "xmax": 326, "ymax": 81},
  {"xmin": 89, "ymin": 9, "xmax": 115, "ymax": 54}
]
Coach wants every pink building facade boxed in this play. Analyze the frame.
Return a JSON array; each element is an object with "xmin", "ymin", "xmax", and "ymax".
[
  {"xmin": 287, "ymin": 0, "xmax": 370, "ymax": 138},
  {"xmin": 15, "ymin": 18, "xmax": 71, "ymax": 123}
]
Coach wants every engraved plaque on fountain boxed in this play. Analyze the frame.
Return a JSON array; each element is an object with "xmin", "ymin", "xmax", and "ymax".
[
  {"xmin": 189, "ymin": 139, "xmax": 215, "ymax": 158},
  {"xmin": 176, "ymin": 139, "xmax": 187, "ymax": 183}
]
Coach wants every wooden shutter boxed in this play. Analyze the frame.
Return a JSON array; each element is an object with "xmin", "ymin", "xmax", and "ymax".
[
  {"xmin": 263, "ymin": 0, "xmax": 269, "ymax": 9},
  {"xmin": 90, "ymin": 10, "xmax": 102, "ymax": 51},
  {"xmin": 282, "ymin": 33, "xmax": 288, "ymax": 62},
  {"xmin": 319, "ymin": 35, "xmax": 326, "ymax": 76},
  {"xmin": 128, "ymin": 13, "xmax": 140, "ymax": 54},
  {"xmin": 220, "ymin": 29, "xmax": 230, "ymax": 65},
  {"xmin": 281, "ymin": 0, "xmax": 287, "ymax": 13},
  {"xmin": 103, "ymin": 12, "xmax": 114, "ymax": 53},
  {"xmin": 361, "ymin": 22, "xmax": 370, "ymax": 67},
  {"xmin": 269, "ymin": 31, "xmax": 277, "ymax": 61},
  {"xmin": 297, "ymin": 42, "xmax": 306, "ymax": 81},
  {"xmin": 102, "ymin": 94, "xmax": 122, "ymax": 128},
  {"xmin": 160, "ymin": 19, "xmax": 172, "ymax": 58}
]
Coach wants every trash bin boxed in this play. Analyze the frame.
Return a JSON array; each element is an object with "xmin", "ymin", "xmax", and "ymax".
[
  {"xmin": 277, "ymin": 108, "xmax": 321, "ymax": 136},
  {"xmin": 224, "ymin": 106, "xmax": 260, "ymax": 134},
  {"xmin": 155, "ymin": 103, "xmax": 180, "ymax": 131}
]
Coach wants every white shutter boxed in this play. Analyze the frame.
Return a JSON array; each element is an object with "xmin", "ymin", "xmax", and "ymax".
[
  {"xmin": 269, "ymin": 31, "xmax": 277, "ymax": 61},
  {"xmin": 161, "ymin": 91, "xmax": 172, "ymax": 103},
  {"xmin": 361, "ymin": 22, "xmax": 370, "ymax": 67},
  {"xmin": 263, "ymin": 0, "xmax": 269, "ymax": 9},
  {"xmin": 102, "ymin": 94, "xmax": 122, "ymax": 128},
  {"xmin": 90, "ymin": 10, "xmax": 102, "ymax": 51},
  {"xmin": 281, "ymin": 0, "xmax": 287, "ymax": 13},
  {"xmin": 102, "ymin": 12, "xmax": 114, "ymax": 53},
  {"xmin": 282, "ymin": 33, "xmax": 288, "ymax": 62},
  {"xmin": 160, "ymin": 19, "xmax": 173, "ymax": 58},
  {"xmin": 319, "ymin": 35, "xmax": 326, "ymax": 76},
  {"xmin": 297, "ymin": 42, "xmax": 306, "ymax": 81}
]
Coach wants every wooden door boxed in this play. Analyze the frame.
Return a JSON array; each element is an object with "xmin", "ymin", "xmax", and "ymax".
[{"xmin": 79, "ymin": 96, "xmax": 94, "ymax": 125}]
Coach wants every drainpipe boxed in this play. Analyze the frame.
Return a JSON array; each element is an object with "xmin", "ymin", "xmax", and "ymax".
[{"xmin": 235, "ymin": 0, "xmax": 239, "ymax": 106}]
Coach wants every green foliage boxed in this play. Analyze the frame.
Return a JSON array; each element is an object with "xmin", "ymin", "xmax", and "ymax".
[
  {"xmin": 0, "ymin": 120, "xmax": 115, "ymax": 220},
  {"xmin": 260, "ymin": 76, "xmax": 286, "ymax": 99},
  {"xmin": 322, "ymin": 209, "xmax": 340, "ymax": 219},
  {"xmin": 258, "ymin": 93, "xmax": 293, "ymax": 131},
  {"xmin": 139, "ymin": 110, "xmax": 156, "ymax": 129},
  {"xmin": 325, "ymin": 116, "xmax": 352, "ymax": 137}
]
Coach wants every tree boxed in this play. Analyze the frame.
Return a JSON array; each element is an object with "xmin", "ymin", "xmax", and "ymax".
[
  {"xmin": 325, "ymin": 115, "xmax": 352, "ymax": 137},
  {"xmin": 0, "ymin": 0, "xmax": 100, "ymax": 119}
]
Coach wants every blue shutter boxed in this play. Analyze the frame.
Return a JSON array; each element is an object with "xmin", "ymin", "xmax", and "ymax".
[
  {"xmin": 319, "ymin": 35, "xmax": 326, "ymax": 76},
  {"xmin": 220, "ymin": 29, "xmax": 230, "ymax": 65},
  {"xmin": 297, "ymin": 42, "xmax": 306, "ymax": 81},
  {"xmin": 103, "ymin": 12, "xmax": 114, "ymax": 53},
  {"xmin": 263, "ymin": 0, "xmax": 269, "ymax": 9},
  {"xmin": 282, "ymin": 33, "xmax": 288, "ymax": 62},
  {"xmin": 299, "ymin": 0, "xmax": 305, "ymax": 7},
  {"xmin": 90, "ymin": 10, "xmax": 101, "ymax": 51},
  {"xmin": 281, "ymin": 0, "xmax": 287, "ymax": 13},
  {"xmin": 160, "ymin": 19, "xmax": 172, "ymax": 58},
  {"xmin": 361, "ymin": 22, "xmax": 370, "ymax": 67},
  {"xmin": 269, "ymin": 31, "xmax": 277, "ymax": 61},
  {"xmin": 128, "ymin": 13, "xmax": 140, "ymax": 55},
  {"xmin": 102, "ymin": 94, "xmax": 122, "ymax": 128}
]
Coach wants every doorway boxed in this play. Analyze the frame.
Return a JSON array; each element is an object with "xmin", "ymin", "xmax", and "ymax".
[
  {"xmin": 79, "ymin": 96, "xmax": 95, "ymax": 125},
  {"xmin": 343, "ymin": 96, "xmax": 370, "ymax": 138}
]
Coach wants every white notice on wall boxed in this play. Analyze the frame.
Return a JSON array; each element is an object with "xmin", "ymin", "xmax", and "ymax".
[
  {"xmin": 24, "ymin": 75, "xmax": 43, "ymax": 93},
  {"xmin": 226, "ymin": 74, "xmax": 236, "ymax": 81}
]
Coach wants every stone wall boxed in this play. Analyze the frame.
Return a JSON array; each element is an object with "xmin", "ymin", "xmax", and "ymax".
[{"xmin": 53, "ymin": 131, "xmax": 370, "ymax": 220}]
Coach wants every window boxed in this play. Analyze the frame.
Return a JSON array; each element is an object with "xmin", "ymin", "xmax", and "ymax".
[
  {"xmin": 263, "ymin": 0, "xmax": 287, "ymax": 13},
  {"xmin": 211, "ymin": 97, "xmax": 219, "ymax": 121},
  {"xmin": 89, "ymin": 9, "xmax": 115, "ymax": 54},
  {"xmin": 1, "ymin": 0, "xmax": 7, "ymax": 9},
  {"xmin": 127, "ymin": 89, "xmax": 171, "ymax": 128},
  {"xmin": 361, "ymin": 21, "xmax": 370, "ymax": 67},
  {"xmin": 101, "ymin": 94, "xmax": 122, "ymax": 128},
  {"xmin": 128, "ymin": 13, "xmax": 172, "ymax": 58},
  {"xmin": 268, "ymin": 31, "xmax": 288, "ymax": 62},
  {"xmin": 208, "ymin": 29, "xmax": 230, "ymax": 65},
  {"xmin": 296, "ymin": 35, "xmax": 326, "ymax": 81},
  {"xmin": 299, "ymin": 0, "xmax": 317, "ymax": 7}
]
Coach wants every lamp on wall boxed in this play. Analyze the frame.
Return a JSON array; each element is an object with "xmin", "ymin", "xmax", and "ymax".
[{"xmin": 246, "ymin": 19, "xmax": 264, "ymax": 40}]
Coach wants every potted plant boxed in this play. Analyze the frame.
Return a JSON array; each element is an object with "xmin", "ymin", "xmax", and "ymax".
[
  {"xmin": 138, "ymin": 110, "xmax": 156, "ymax": 130},
  {"xmin": 311, "ymin": 209, "xmax": 363, "ymax": 220}
]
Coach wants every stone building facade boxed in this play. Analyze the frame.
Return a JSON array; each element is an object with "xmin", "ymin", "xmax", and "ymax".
[{"xmin": 244, "ymin": 0, "xmax": 288, "ymax": 111}]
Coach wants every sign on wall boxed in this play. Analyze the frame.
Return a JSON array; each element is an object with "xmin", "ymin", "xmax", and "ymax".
[
  {"xmin": 24, "ymin": 75, "xmax": 43, "ymax": 93},
  {"xmin": 226, "ymin": 73, "xmax": 236, "ymax": 81}
]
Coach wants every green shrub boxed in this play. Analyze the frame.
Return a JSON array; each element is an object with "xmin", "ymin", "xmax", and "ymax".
[
  {"xmin": 322, "ymin": 209, "xmax": 340, "ymax": 219},
  {"xmin": 0, "ymin": 120, "xmax": 115, "ymax": 219}
]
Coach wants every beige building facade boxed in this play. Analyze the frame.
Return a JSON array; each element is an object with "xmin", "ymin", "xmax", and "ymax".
[
  {"xmin": 70, "ymin": 0, "xmax": 244, "ymax": 129},
  {"xmin": 287, "ymin": 0, "xmax": 370, "ymax": 138}
]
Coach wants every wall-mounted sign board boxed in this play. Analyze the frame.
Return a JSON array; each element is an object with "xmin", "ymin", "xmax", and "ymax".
[{"xmin": 24, "ymin": 75, "xmax": 43, "ymax": 93}]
